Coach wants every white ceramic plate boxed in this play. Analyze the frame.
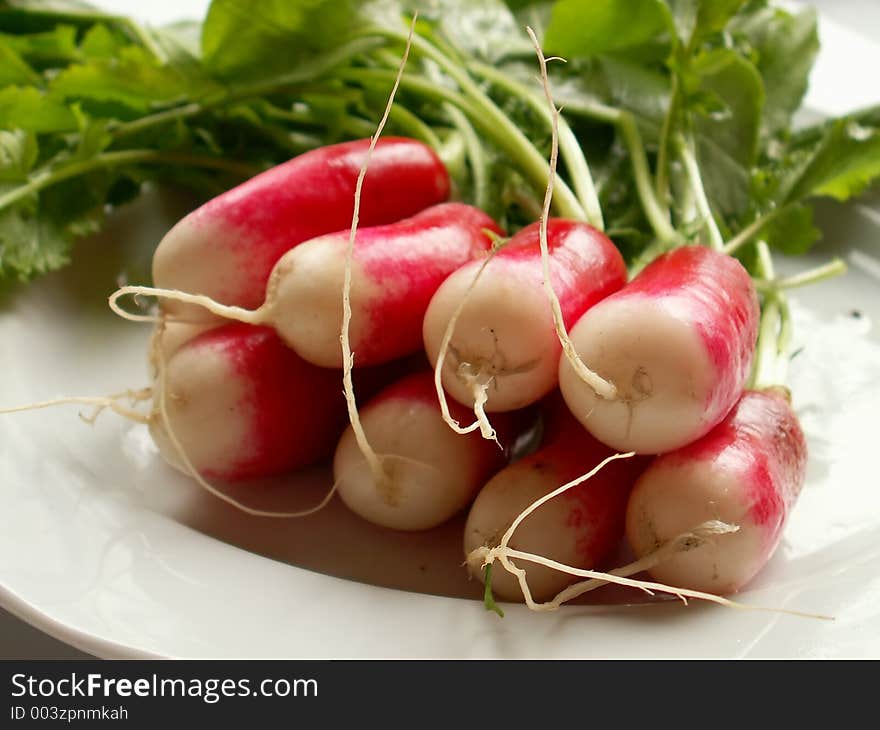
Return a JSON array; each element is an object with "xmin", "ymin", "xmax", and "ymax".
[{"xmin": 2, "ymin": 3, "xmax": 879, "ymax": 659}]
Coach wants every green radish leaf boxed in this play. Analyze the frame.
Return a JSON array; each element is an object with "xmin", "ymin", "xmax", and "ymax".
[
  {"xmin": 729, "ymin": 3, "xmax": 818, "ymax": 141},
  {"xmin": 785, "ymin": 120, "xmax": 880, "ymax": 203},
  {"xmin": 49, "ymin": 46, "xmax": 198, "ymax": 114},
  {"xmin": 405, "ymin": 0, "xmax": 526, "ymax": 63},
  {"xmin": 0, "ymin": 39, "xmax": 43, "ymax": 86},
  {"xmin": 0, "ymin": 24, "xmax": 79, "ymax": 67},
  {"xmin": 759, "ymin": 202, "xmax": 821, "ymax": 256},
  {"xmin": 596, "ymin": 56, "xmax": 670, "ymax": 131},
  {"xmin": 667, "ymin": 0, "xmax": 747, "ymax": 43},
  {"xmin": 0, "ymin": 206, "xmax": 72, "ymax": 280},
  {"xmin": 692, "ymin": 49, "xmax": 764, "ymax": 217},
  {"xmin": 0, "ymin": 86, "xmax": 78, "ymax": 133},
  {"xmin": 201, "ymin": 0, "xmax": 362, "ymax": 80},
  {"xmin": 0, "ymin": 129, "xmax": 39, "ymax": 182},
  {"xmin": 544, "ymin": 0, "xmax": 673, "ymax": 58},
  {"xmin": 80, "ymin": 23, "xmax": 127, "ymax": 59},
  {"xmin": 692, "ymin": 48, "xmax": 763, "ymax": 168}
]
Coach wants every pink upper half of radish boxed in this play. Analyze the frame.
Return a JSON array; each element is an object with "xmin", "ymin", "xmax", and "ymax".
[
  {"xmin": 151, "ymin": 137, "xmax": 450, "ymax": 318},
  {"xmin": 423, "ymin": 219, "xmax": 627, "ymax": 412},
  {"xmin": 149, "ymin": 322, "xmax": 350, "ymax": 482},
  {"xmin": 464, "ymin": 397, "xmax": 647, "ymax": 601},
  {"xmin": 560, "ymin": 245, "xmax": 759, "ymax": 454},
  {"xmin": 625, "ymin": 388, "xmax": 807, "ymax": 594},
  {"xmin": 266, "ymin": 202, "xmax": 502, "ymax": 368}
]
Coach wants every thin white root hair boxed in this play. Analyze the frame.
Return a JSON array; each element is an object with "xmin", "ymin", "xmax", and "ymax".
[
  {"xmin": 468, "ymin": 373, "xmax": 499, "ymax": 444},
  {"xmin": 340, "ymin": 14, "xmax": 417, "ymax": 489},
  {"xmin": 526, "ymin": 27, "xmax": 617, "ymax": 402},
  {"xmin": 482, "ymin": 547, "xmax": 832, "ymax": 620},
  {"xmin": 109, "ymin": 285, "xmax": 265, "ymax": 326},
  {"xmin": 530, "ymin": 520, "xmax": 740, "ymax": 609},
  {"xmin": 471, "ymin": 450, "xmax": 833, "ymax": 620},
  {"xmin": 152, "ymin": 320, "xmax": 338, "ymax": 519},
  {"xmin": 501, "ymin": 450, "xmax": 636, "ymax": 547},
  {"xmin": 433, "ymin": 243, "xmax": 506, "ymax": 438},
  {"xmin": 0, "ymin": 389, "xmax": 152, "ymax": 425}
]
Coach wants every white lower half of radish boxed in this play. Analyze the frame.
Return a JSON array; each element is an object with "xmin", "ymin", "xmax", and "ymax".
[
  {"xmin": 333, "ymin": 397, "xmax": 497, "ymax": 531},
  {"xmin": 152, "ymin": 215, "xmax": 246, "ymax": 323},
  {"xmin": 423, "ymin": 266, "xmax": 558, "ymax": 412},
  {"xmin": 149, "ymin": 342, "xmax": 251, "ymax": 479},
  {"xmin": 464, "ymin": 463, "xmax": 587, "ymax": 601},
  {"xmin": 626, "ymin": 460, "xmax": 765, "ymax": 594},
  {"xmin": 559, "ymin": 298, "xmax": 716, "ymax": 454},
  {"xmin": 267, "ymin": 238, "xmax": 376, "ymax": 368}
]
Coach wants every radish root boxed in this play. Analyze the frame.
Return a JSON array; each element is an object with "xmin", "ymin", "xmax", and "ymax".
[
  {"xmin": 109, "ymin": 285, "xmax": 264, "ymax": 326},
  {"xmin": 340, "ymin": 14, "xmax": 417, "ymax": 490},
  {"xmin": 0, "ymin": 389, "xmax": 152, "ymax": 425},
  {"xmin": 470, "ymin": 453, "xmax": 832, "ymax": 620},
  {"xmin": 526, "ymin": 520, "xmax": 740, "ymax": 610},
  {"xmin": 527, "ymin": 27, "xmax": 618, "ymax": 402},
  {"xmin": 433, "ymin": 240, "xmax": 506, "ymax": 440}
]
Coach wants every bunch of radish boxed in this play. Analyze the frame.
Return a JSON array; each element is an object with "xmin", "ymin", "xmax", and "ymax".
[{"xmin": 2, "ymin": 38, "xmax": 829, "ymax": 621}]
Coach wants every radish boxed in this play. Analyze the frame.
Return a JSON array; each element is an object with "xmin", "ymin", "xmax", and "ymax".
[
  {"xmin": 464, "ymin": 398, "xmax": 647, "ymax": 601},
  {"xmin": 626, "ymin": 388, "xmax": 807, "ymax": 594},
  {"xmin": 559, "ymin": 245, "xmax": 759, "ymax": 455},
  {"xmin": 263, "ymin": 202, "xmax": 501, "ymax": 367},
  {"xmin": 422, "ymin": 219, "xmax": 626, "ymax": 422},
  {"xmin": 150, "ymin": 322, "xmax": 350, "ymax": 482},
  {"xmin": 114, "ymin": 202, "xmax": 501, "ymax": 368},
  {"xmin": 151, "ymin": 137, "xmax": 450, "ymax": 321},
  {"xmin": 150, "ymin": 321, "xmax": 217, "ymax": 363},
  {"xmin": 332, "ymin": 371, "xmax": 527, "ymax": 531}
]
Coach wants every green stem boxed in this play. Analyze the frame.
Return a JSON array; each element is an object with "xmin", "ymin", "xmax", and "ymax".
[
  {"xmin": 678, "ymin": 134, "xmax": 723, "ymax": 250},
  {"xmin": 470, "ymin": 61, "xmax": 603, "ymax": 229},
  {"xmin": 261, "ymin": 103, "xmax": 377, "ymax": 138},
  {"xmin": 655, "ymin": 73, "xmax": 679, "ymax": 206},
  {"xmin": 437, "ymin": 131, "xmax": 467, "ymax": 180},
  {"xmin": 0, "ymin": 151, "xmax": 258, "ymax": 212},
  {"xmin": 374, "ymin": 28, "xmax": 585, "ymax": 220},
  {"xmin": 443, "ymin": 104, "xmax": 490, "ymax": 211},
  {"xmin": 340, "ymin": 67, "xmax": 478, "ymax": 117},
  {"xmin": 483, "ymin": 564, "xmax": 504, "ymax": 618},
  {"xmin": 750, "ymin": 240, "xmax": 792, "ymax": 388},
  {"xmin": 753, "ymin": 257, "xmax": 848, "ymax": 293},
  {"xmin": 564, "ymin": 100, "xmax": 681, "ymax": 247},
  {"xmin": 388, "ymin": 105, "xmax": 443, "ymax": 150},
  {"xmin": 723, "ymin": 205, "xmax": 787, "ymax": 255}
]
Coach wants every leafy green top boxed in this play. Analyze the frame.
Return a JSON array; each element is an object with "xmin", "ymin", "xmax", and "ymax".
[{"xmin": 0, "ymin": 0, "xmax": 878, "ymax": 283}]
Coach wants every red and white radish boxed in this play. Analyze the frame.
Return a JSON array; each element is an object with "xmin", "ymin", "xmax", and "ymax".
[
  {"xmin": 152, "ymin": 137, "xmax": 450, "ymax": 321},
  {"xmin": 464, "ymin": 398, "xmax": 647, "ymax": 601},
  {"xmin": 266, "ymin": 202, "xmax": 501, "ymax": 367},
  {"xmin": 116, "ymin": 203, "xmax": 501, "ymax": 369},
  {"xmin": 423, "ymin": 219, "xmax": 626, "ymax": 419},
  {"xmin": 625, "ymin": 388, "xmax": 807, "ymax": 594},
  {"xmin": 333, "ymin": 371, "xmax": 526, "ymax": 531},
  {"xmin": 559, "ymin": 245, "xmax": 759, "ymax": 455},
  {"xmin": 150, "ymin": 322, "xmax": 350, "ymax": 482}
]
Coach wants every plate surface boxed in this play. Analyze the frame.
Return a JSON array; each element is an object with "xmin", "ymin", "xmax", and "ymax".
[{"xmin": 1, "ymin": 2, "xmax": 879, "ymax": 659}]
